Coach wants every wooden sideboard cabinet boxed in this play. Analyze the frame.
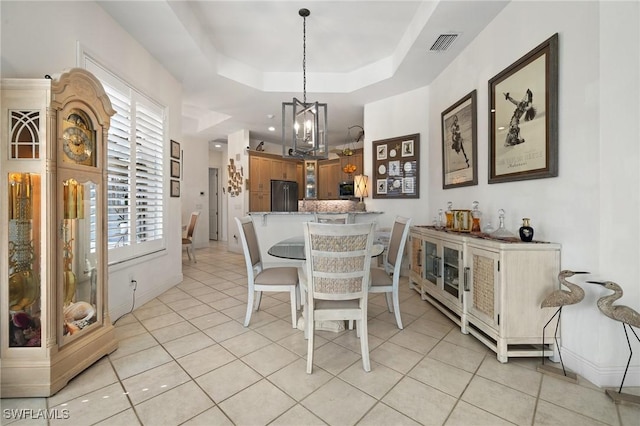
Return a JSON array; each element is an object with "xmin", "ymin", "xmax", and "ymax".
[{"xmin": 409, "ymin": 226, "xmax": 561, "ymax": 362}]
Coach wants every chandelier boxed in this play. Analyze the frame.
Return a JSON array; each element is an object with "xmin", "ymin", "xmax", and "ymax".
[{"xmin": 282, "ymin": 8, "xmax": 328, "ymax": 160}]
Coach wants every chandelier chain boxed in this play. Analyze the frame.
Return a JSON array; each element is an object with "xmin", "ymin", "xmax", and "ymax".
[{"xmin": 302, "ymin": 14, "xmax": 307, "ymax": 105}]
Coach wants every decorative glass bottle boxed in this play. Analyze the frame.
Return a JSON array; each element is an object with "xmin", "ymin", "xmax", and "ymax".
[
  {"xmin": 471, "ymin": 201, "xmax": 482, "ymax": 233},
  {"xmin": 445, "ymin": 202, "xmax": 454, "ymax": 229},
  {"xmin": 519, "ymin": 218, "xmax": 535, "ymax": 242},
  {"xmin": 491, "ymin": 209, "xmax": 516, "ymax": 239}
]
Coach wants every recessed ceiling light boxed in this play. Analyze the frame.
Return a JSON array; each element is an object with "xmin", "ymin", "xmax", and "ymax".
[
  {"xmin": 215, "ymin": 144, "xmax": 221, "ymax": 148},
  {"xmin": 267, "ymin": 114, "xmax": 275, "ymax": 119},
  {"xmin": 268, "ymin": 126, "xmax": 275, "ymax": 132}
]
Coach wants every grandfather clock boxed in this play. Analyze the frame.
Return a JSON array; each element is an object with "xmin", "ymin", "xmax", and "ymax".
[{"xmin": 1, "ymin": 69, "xmax": 118, "ymax": 397}]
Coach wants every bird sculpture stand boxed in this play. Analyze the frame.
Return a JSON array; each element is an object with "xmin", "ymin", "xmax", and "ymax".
[
  {"xmin": 588, "ymin": 280, "xmax": 640, "ymax": 405},
  {"xmin": 537, "ymin": 270, "xmax": 590, "ymax": 382}
]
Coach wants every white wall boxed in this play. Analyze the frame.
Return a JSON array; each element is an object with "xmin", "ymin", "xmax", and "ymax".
[
  {"xmin": 181, "ymin": 136, "xmax": 210, "ymax": 248},
  {"xmin": 1, "ymin": 1, "xmax": 185, "ymax": 320},
  {"xmin": 364, "ymin": 1, "xmax": 639, "ymax": 387},
  {"xmin": 226, "ymin": 129, "xmax": 251, "ymax": 254}
]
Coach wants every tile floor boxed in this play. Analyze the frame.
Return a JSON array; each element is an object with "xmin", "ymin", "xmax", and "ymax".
[{"xmin": 2, "ymin": 241, "xmax": 639, "ymax": 426}]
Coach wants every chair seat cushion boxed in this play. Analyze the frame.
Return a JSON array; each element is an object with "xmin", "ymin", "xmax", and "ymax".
[
  {"xmin": 255, "ymin": 267, "xmax": 298, "ymax": 285},
  {"xmin": 314, "ymin": 299, "xmax": 360, "ymax": 310},
  {"xmin": 370, "ymin": 267, "xmax": 392, "ymax": 286},
  {"xmin": 182, "ymin": 238, "xmax": 192, "ymax": 244}
]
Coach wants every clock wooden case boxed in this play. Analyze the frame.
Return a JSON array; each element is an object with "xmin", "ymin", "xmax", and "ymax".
[{"xmin": 1, "ymin": 69, "xmax": 118, "ymax": 397}]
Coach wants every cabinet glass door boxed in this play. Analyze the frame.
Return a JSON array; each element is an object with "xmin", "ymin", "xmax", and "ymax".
[
  {"xmin": 424, "ymin": 240, "xmax": 438, "ymax": 284},
  {"xmin": 60, "ymin": 177, "xmax": 100, "ymax": 343},
  {"xmin": 442, "ymin": 246, "xmax": 461, "ymax": 299},
  {"xmin": 7, "ymin": 172, "xmax": 42, "ymax": 347},
  {"xmin": 304, "ymin": 160, "xmax": 317, "ymax": 199}
]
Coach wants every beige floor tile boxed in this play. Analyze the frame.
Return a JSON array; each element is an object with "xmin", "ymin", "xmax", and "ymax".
[
  {"xmin": 277, "ymin": 330, "xmax": 329, "ymax": 358},
  {"xmin": 461, "ymin": 376, "xmax": 536, "ymax": 425},
  {"xmin": 149, "ymin": 320, "xmax": 199, "ymax": 344},
  {"xmin": 177, "ymin": 343, "xmax": 236, "ymax": 378},
  {"xmin": 311, "ymin": 341, "xmax": 361, "ymax": 375},
  {"xmin": 134, "ymin": 381, "xmax": 213, "ymax": 426},
  {"xmin": 162, "ymin": 331, "xmax": 215, "ymax": 358},
  {"xmin": 370, "ymin": 341, "xmax": 423, "ymax": 374},
  {"xmin": 357, "ymin": 402, "xmax": 422, "ymax": 426},
  {"xmin": 110, "ymin": 345, "xmax": 172, "ymax": 380},
  {"xmin": 208, "ymin": 295, "xmax": 245, "ymax": 310},
  {"xmin": 184, "ymin": 285, "xmax": 218, "ymax": 297},
  {"xmin": 112, "ymin": 312, "xmax": 138, "ymax": 326},
  {"xmin": 0, "ymin": 397, "xmax": 48, "ymax": 425},
  {"xmin": 428, "ymin": 340, "xmax": 486, "ymax": 373},
  {"xmin": 219, "ymin": 379, "xmax": 296, "ymax": 425},
  {"xmin": 408, "ymin": 357, "xmax": 473, "ymax": 398},
  {"xmin": 188, "ymin": 311, "xmax": 233, "ymax": 330},
  {"xmin": 270, "ymin": 404, "xmax": 326, "ymax": 426},
  {"xmin": 268, "ymin": 359, "xmax": 333, "ymax": 401},
  {"xmin": 121, "ymin": 361, "xmax": 191, "ymax": 405},
  {"xmin": 533, "ymin": 400, "xmax": 609, "ymax": 425},
  {"xmin": 339, "ymin": 360, "xmax": 404, "ymax": 399},
  {"xmin": 113, "ymin": 321, "xmax": 147, "ymax": 341},
  {"xmin": 444, "ymin": 328, "xmax": 491, "ymax": 354},
  {"xmin": 405, "ymin": 315, "xmax": 454, "ymax": 339},
  {"xmin": 241, "ymin": 343, "xmax": 299, "ymax": 376},
  {"xmin": 445, "ymin": 400, "xmax": 515, "ymax": 426},
  {"xmin": 165, "ymin": 296, "xmax": 205, "ymax": 311},
  {"xmin": 301, "ymin": 378, "xmax": 377, "ymax": 426},
  {"xmin": 133, "ymin": 303, "xmax": 174, "ymax": 321},
  {"xmin": 196, "ymin": 360, "xmax": 262, "ymax": 404},
  {"xmin": 476, "ymin": 356, "xmax": 542, "ymax": 396},
  {"xmin": 255, "ymin": 318, "xmax": 299, "ymax": 341},
  {"xmin": 176, "ymin": 303, "xmax": 217, "ymax": 320},
  {"xmin": 219, "ymin": 330, "xmax": 272, "ymax": 357},
  {"xmin": 202, "ymin": 319, "xmax": 249, "ymax": 342},
  {"xmin": 139, "ymin": 312, "xmax": 185, "ymax": 332},
  {"xmin": 48, "ymin": 357, "xmax": 119, "ymax": 406},
  {"xmin": 618, "ymin": 395, "xmax": 640, "ymax": 426},
  {"xmin": 181, "ymin": 406, "xmax": 233, "ymax": 426},
  {"xmin": 382, "ymin": 376, "xmax": 457, "ymax": 425},
  {"xmin": 332, "ymin": 329, "xmax": 385, "ymax": 353},
  {"xmin": 157, "ymin": 290, "xmax": 191, "ymax": 304},
  {"xmin": 193, "ymin": 289, "xmax": 228, "ymax": 303},
  {"xmin": 49, "ymin": 382, "xmax": 131, "ymax": 426},
  {"xmin": 220, "ymin": 303, "xmax": 248, "ymax": 321},
  {"xmin": 108, "ymin": 332, "xmax": 158, "ymax": 360},
  {"xmin": 93, "ymin": 408, "xmax": 141, "ymax": 425},
  {"xmin": 388, "ymin": 328, "xmax": 440, "ymax": 354},
  {"xmin": 539, "ymin": 375, "xmax": 619, "ymax": 424},
  {"xmin": 367, "ymin": 317, "xmax": 402, "ymax": 340}
]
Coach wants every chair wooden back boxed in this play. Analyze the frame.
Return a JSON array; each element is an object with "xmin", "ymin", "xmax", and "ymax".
[
  {"xmin": 235, "ymin": 216, "xmax": 262, "ymax": 272},
  {"xmin": 304, "ymin": 222, "xmax": 375, "ymax": 301},
  {"xmin": 386, "ymin": 216, "xmax": 412, "ymax": 271},
  {"xmin": 185, "ymin": 212, "xmax": 200, "ymax": 240}
]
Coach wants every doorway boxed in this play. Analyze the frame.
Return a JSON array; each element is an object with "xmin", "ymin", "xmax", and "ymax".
[{"xmin": 208, "ymin": 168, "xmax": 219, "ymax": 240}]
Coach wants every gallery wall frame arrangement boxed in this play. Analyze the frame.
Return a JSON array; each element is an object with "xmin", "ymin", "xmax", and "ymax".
[
  {"xmin": 441, "ymin": 90, "xmax": 478, "ymax": 189},
  {"xmin": 170, "ymin": 139, "xmax": 181, "ymax": 159},
  {"xmin": 170, "ymin": 159, "xmax": 180, "ymax": 178},
  {"xmin": 372, "ymin": 133, "xmax": 419, "ymax": 199},
  {"xmin": 170, "ymin": 179, "xmax": 180, "ymax": 197},
  {"xmin": 488, "ymin": 32, "xmax": 559, "ymax": 184}
]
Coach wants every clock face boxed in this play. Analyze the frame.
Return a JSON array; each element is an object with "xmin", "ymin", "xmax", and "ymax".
[
  {"xmin": 63, "ymin": 127, "xmax": 93, "ymax": 163},
  {"xmin": 61, "ymin": 110, "xmax": 96, "ymax": 166}
]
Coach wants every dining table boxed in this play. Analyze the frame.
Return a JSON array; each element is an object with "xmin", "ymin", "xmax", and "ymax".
[{"xmin": 268, "ymin": 236, "xmax": 385, "ymax": 334}]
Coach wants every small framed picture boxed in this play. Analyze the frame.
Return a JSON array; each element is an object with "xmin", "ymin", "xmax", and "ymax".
[
  {"xmin": 170, "ymin": 159, "xmax": 180, "ymax": 178},
  {"xmin": 170, "ymin": 179, "xmax": 180, "ymax": 197},
  {"xmin": 376, "ymin": 144, "xmax": 387, "ymax": 160},
  {"xmin": 401, "ymin": 140, "xmax": 414, "ymax": 157},
  {"xmin": 170, "ymin": 140, "xmax": 181, "ymax": 159}
]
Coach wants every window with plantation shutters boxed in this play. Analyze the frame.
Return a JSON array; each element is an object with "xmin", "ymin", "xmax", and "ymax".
[{"xmin": 84, "ymin": 56, "xmax": 166, "ymax": 264}]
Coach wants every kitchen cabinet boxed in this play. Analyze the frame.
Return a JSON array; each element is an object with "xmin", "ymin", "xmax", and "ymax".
[
  {"xmin": 318, "ymin": 160, "xmax": 341, "ymax": 199},
  {"xmin": 249, "ymin": 153, "xmax": 302, "ymax": 211},
  {"xmin": 409, "ymin": 226, "xmax": 560, "ymax": 362}
]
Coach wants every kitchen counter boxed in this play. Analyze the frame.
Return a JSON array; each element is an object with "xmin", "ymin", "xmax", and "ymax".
[{"xmin": 247, "ymin": 211, "xmax": 383, "ymax": 267}]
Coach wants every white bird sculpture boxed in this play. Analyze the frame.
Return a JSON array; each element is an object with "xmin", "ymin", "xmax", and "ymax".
[
  {"xmin": 588, "ymin": 280, "xmax": 640, "ymax": 394},
  {"xmin": 539, "ymin": 270, "xmax": 589, "ymax": 375}
]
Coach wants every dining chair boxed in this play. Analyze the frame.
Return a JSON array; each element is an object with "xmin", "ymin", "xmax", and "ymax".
[
  {"xmin": 369, "ymin": 216, "xmax": 412, "ymax": 329},
  {"xmin": 315, "ymin": 213, "xmax": 349, "ymax": 224},
  {"xmin": 182, "ymin": 211, "xmax": 201, "ymax": 263},
  {"xmin": 235, "ymin": 216, "xmax": 300, "ymax": 328},
  {"xmin": 303, "ymin": 221, "xmax": 375, "ymax": 373}
]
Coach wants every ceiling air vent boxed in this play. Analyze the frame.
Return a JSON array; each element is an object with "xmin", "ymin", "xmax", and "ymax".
[{"xmin": 430, "ymin": 34, "xmax": 459, "ymax": 51}]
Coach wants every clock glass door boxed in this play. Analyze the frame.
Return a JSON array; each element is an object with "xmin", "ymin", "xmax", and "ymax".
[{"xmin": 60, "ymin": 177, "xmax": 100, "ymax": 343}]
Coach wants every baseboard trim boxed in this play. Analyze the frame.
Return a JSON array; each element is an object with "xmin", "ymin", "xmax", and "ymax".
[{"xmin": 561, "ymin": 346, "xmax": 640, "ymax": 388}]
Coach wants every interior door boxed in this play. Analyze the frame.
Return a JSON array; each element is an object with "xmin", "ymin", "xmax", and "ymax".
[{"xmin": 208, "ymin": 168, "xmax": 218, "ymax": 240}]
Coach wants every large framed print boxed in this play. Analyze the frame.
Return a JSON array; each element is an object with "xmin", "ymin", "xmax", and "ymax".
[
  {"xmin": 441, "ymin": 90, "xmax": 477, "ymax": 189},
  {"xmin": 372, "ymin": 134, "xmax": 419, "ymax": 199},
  {"xmin": 489, "ymin": 33, "xmax": 558, "ymax": 183}
]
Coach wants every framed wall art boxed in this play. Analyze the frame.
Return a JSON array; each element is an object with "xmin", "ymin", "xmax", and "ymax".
[
  {"xmin": 441, "ymin": 90, "xmax": 477, "ymax": 189},
  {"xmin": 372, "ymin": 134, "xmax": 419, "ymax": 199},
  {"xmin": 170, "ymin": 159, "xmax": 180, "ymax": 178},
  {"xmin": 488, "ymin": 33, "xmax": 558, "ymax": 184},
  {"xmin": 170, "ymin": 139, "xmax": 181, "ymax": 159},
  {"xmin": 170, "ymin": 179, "xmax": 180, "ymax": 197}
]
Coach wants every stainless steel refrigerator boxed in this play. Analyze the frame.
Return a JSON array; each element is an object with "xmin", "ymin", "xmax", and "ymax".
[{"xmin": 270, "ymin": 180, "xmax": 298, "ymax": 212}]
